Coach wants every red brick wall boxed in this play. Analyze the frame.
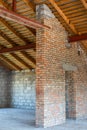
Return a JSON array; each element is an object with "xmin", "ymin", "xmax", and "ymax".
[
  {"xmin": 36, "ymin": 4, "xmax": 87, "ymax": 128},
  {"xmin": 65, "ymin": 43, "xmax": 87, "ymax": 119},
  {"xmin": 36, "ymin": 4, "xmax": 67, "ymax": 127},
  {"xmin": 73, "ymin": 49, "xmax": 87, "ymax": 119}
]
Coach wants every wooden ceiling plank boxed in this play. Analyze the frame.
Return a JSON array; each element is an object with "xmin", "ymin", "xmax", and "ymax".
[
  {"xmin": 0, "ymin": 30, "xmax": 17, "ymax": 47},
  {"xmin": 0, "ymin": 31, "xmax": 27, "ymax": 70},
  {"xmin": 0, "ymin": 0, "xmax": 36, "ymax": 36},
  {"xmin": 18, "ymin": 51, "xmax": 36, "ymax": 68},
  {"xmin": 0, "ymin": 55, "xmax": 21, "ymax": 70},
  {"xmin": 0, "ymin": 0, "xmax": 11, "ymax": 10},
  {"xmin": 11, "ymin": 53, "xmax": 33, "ymax": 69},
  {"xmin": 0, "ymin": 18, "xmax": 35, "ymax": 44},
  {"xmin": 0, "ymin": 30, "xmax": 35, "ymax": 69},
  {"xmin": 26, "ymin": 26, "xmax": 36, "ymax": 36},
  {"xmin": 54, "ymin": 10, "xmax": 86, "ymax": 19},
  {"xmin": 0, "ymin": 60, "xmax": 13, "ymax": 70},
  {"xmin": 22, "ymin": 51, "xmax": 36, "ymax": 65},
  {"xmin": 22, "ymin": 0, "xmax": 35, "ymax": 12},
  {"xmin": 56, "ymin": 0, "xmax": 77, "ymax": 6},
  {"xmin": 48, "ymin": 0, "xmax": 78, "ymax": 34},
  {"xmin": 80, "ymin": 0, "xmax": 87, "ymax": 9}
]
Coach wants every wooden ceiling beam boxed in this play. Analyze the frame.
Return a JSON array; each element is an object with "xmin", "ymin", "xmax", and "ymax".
[
  {"xmin": 22, "ymin": 51, "xmax": 36, "ymax": 65},
  {"xmin": 12, "ymin": 0, "xmax": 16, "ymax": 12},
  {"xmin": 80, "ymin": 0, "xmax": 87, "ymax": 9},
  {"xmin": 0, "ymin": 55, "xmax": 22, "ymax": 70},
  {"xmin": 0, "ymin": 60, "xmax": 13, "ymax": 70},
  {"xmin": 11, "ymin": 53, "xmax": 33, "ymax": 69},
  {"xmin": 0, "ymin": 18, "xmax": 34, "ymax": 44},
  {"xmin": 26, "ymin": 27, "xmax": 36, "ymax": 36},
  {"xmin": 0, "ymin": 32, "xmax": 36, "ymax": 69},
  {"xmin": 22, "ymin": 0, "xmax": 35, "ymax": 12},
  {"xmin": 0, "ymin": 43, "xmax": 35, "ymax": 54},
  {"xmin": 0, "ymin": 0, "xmax": 36, "ymax": 36},
  {"xmin": 68, "ymin": 33, "xmax": 87, "ymax": 42},
  {"xmin": 18, "ymin": 51, "xmax": 36, "ymax": 68},
  {"xmin": 0, "ymin": 7, "xmax": 50, "ymax": 29},
  {"xmin": 0, "ymin": 45, "xmax": 20, "ymax": 70},
  {"xmin": 0, "ymin": 31, "xmax": 35, "ymax": 69},
  {"xmin": 0, "ymin": 30, "xmax": 17, "ymax": 47},
  {"xmin": 0, "ymin": 42, "xmax": 22, "ymax": 70},
  {"xmin": 48, "ymin": 0, "xmax": 78, "ymax": 34},
  {"xmin": 0, "ymin": 0, "xmax": 11, "ymax": 10}
]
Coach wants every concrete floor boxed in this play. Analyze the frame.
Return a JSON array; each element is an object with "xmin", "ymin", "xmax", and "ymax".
[{"xmin": 0, "ymin": 109, "xmax": 87, "ymax": 130}]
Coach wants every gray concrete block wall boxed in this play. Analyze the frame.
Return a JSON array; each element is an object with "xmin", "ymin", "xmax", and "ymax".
[
  {"xmin": 0, "ymin": 67, "xmax": 11, "ymax": 108},
  {"xmin": 11, "ymin": 70, "xmax": 36, "ymax": 110}
]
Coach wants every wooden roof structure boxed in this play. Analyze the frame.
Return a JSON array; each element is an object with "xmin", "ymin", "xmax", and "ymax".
[{"xmin": 0, "ymin": 0, "xmax": 87, "ymax": 70}]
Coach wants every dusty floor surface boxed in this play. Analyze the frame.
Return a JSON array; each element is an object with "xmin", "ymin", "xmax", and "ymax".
[{"xmin": 0, "ymin": 108, "xmax": 87, "ymax": 130}]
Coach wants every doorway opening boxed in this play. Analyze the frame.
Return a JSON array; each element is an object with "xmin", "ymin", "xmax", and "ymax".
[{"xmin": 65, "ymin": 71, "xmax": 75, "ymax": 119}]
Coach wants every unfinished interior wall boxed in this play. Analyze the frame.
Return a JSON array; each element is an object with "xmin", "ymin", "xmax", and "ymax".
[
  {"xmin": 0, "ymin": 67, "xmax": 11, "ymax": 108},
  {"xmin": 36, "ymin": 4, "xmax": 87, "ymax": 128},
  {"xmin": 73, "ymin": 53, "xmax": 87, "ymax": 119},
  {"xmin": 11, "ymin": 70, "xmax": 36, "ymax": 110},
  {"xmin": 65, "ymin": 43, "xmax": 87, "ymax": 119},
  {"xmin": 0, "ymin": 68, "xmax": 36, "ymax": 110}
]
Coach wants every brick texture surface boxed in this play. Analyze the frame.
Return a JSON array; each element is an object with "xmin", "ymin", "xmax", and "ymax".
[
  {"xmin": 36, "ymin": 4, "xmax": 66, "ymax": 128},
  {"xmin": 11, "ymin": 70, "xmax": 36, "ymax": 110},
  {"xmin": 36, "ymin": 4, "xmax": 87, "ymax": 128},
  {"xmin": 0, "ymin": 68, "xmax": 36, "ymax": 110}
]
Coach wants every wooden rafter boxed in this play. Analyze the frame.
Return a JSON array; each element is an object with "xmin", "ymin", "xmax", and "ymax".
[
  {"xmin": 0, "ymin": 0, "xmax": 36, "ymax": 36},
  {"xmin": 26, "ymin": 27, "xmax": 36, "ymax": 36},
  {"xmin": 22, "ymin": 0, "xmax": 35, "ymax": 12},
  {"xmin": 11, "ymin": 53, "xmax": 33, "ymax": 69},
  {"xmin": 48, "ymin": 0, "xmax": 78, "ymax": 34},
  {"xmin": 0, "ymin": 30, "xmax": 35, "ymax": 69},
  {"xmin": 22, "ymin": 0, "xmax": 36, "ymax": 36},
  {"xmin": 0, "ymin": 18, "xmax": 34, "ymax": 44},
  {"xmin": 0, "ymin": 44, "xmax": 17, "ymax": 70},
  {"xmin": 0, "ymin": 7, "xmax": 50, "ymax": 29},
  {"xmin": 12, "ymin": 0, "xmax": 16, "ymax": 12},
  {"xmin": 0, "ymin": 44, "xmax": 23, "ymax": 70},
  {"xmin": 0, "ymin": 30, "xmax": 17, "ymax": 46},
  {"xmin": 0, "ymin": 60, "xmax": 13, "ymax": 70},
  {"xmin": 17, "ymin": 51, "xmax": 36, "ymax": 68},
  {"xmin": 0, "ymin": 1, "xmax": 36, "ymax": 68},
  {"xmin": 80, "ymin": 0, "xmax": 87, "ymax": 9},
  {"xmin": 0, "ymin": 21, "xmax": 36, "ymax": 70},
  {"xmin": 0, "ymin": 43, "xmax": 35, "ymax": 54},
  {"xmin": 0, "ymin": 55, "xmax": 22, "ymax": 70},
  {"xmin": 0, "ymin": 0, "xmax": 11, "ymax": 10},
  {"xmin": 22, "ymin": 51, "xmax": 36, "ymax": 65}
]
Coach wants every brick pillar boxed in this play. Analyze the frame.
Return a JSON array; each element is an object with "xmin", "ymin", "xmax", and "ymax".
[{"xmin": 36, "ymin": 4, "xmax": 66, "ymax": 128}]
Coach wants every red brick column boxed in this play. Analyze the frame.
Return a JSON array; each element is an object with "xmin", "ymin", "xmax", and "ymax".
[{"xmin": 36, "ymin": 4, "xmax": 66, "ymax": 128}]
